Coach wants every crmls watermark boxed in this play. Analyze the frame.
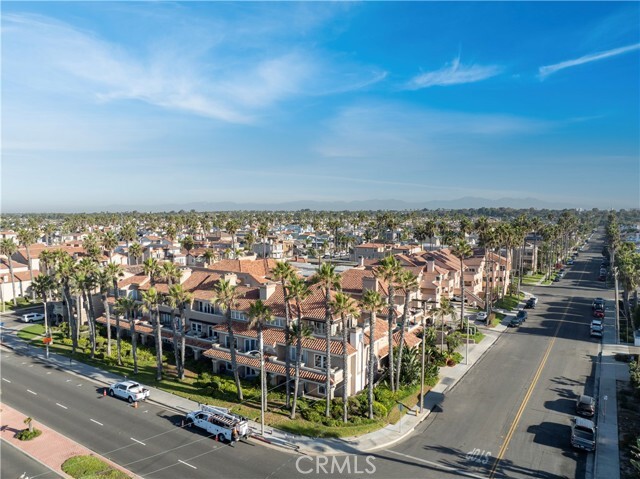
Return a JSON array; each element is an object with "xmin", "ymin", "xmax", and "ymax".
[{"xmin": 295, "ymin": 455, "xmax": 376, "ymax": 475}]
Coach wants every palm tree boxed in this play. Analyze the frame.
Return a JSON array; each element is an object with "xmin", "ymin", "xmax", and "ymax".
[
  {"xmin": 271, "ymin": 261, "xmax": 296, "ymax": 407},
  {"xmin": 167, "ymin": 284, "xmax": 193, "ymax": 381},
  {"xmin": 180, "ymin": 236, "xmax": 195, "ymax": 257},
  {"xmin": 374, "ymin": 255, "xmax": 401, "ymax": 392},
  {"xmin": 53, "ymin": 251, "xmax": 78, "ymax": 351},
  {"xmin": 103, "ymin": 262, "xmax": 124, "ymax": 361},
  {"xmin": 225, "ymin": 219, "xmax": 239, "ymax": 258},
  {"xmin": 258, "ymin": 222, "xmax": 269, "ymax": 259},
  {"xmin": 212, "ymin": 278, "xmax": 244, "ymax": 400},
  {"xmin": 159, "ymin": 261, "xmax": 181, "ymax": 289},
  {"xmin": 17, "ymin": 227, "xmax": 38, "ymax": 300},
  {"xmin": 101, "ymin": 230, "xmax": 119, "ymax": 262},
  {"xmin": 116, "ymin": 296, "xmax": 139, "ymax": 374},
  {"xmin": 424, "ymin": 218, "xmax": 438, "ymax": 251},
  {"xmin": 120, "ymin": 223, "xmax": 137, "ymax": 265},
  {"xmin": 395, "ymin": 270, "xmax": 419, "ymax": 390},
  {"xmin": 330, "ymin": 292, "xmax": 359, "ymax": 423},
  {"xmin": 310, "ymin": 262, "xmax": 342, "ymax": 417},
  {"xmin": 361, "ymin": 289, "xmax": 385, "ymax": 419},
  {"xmin": 203, "ymin": 249, "xmax": 215, "ymax": 267},
  {"xmin": 435, "ymin": 297, "xmax": 456, "ymax": 351},
  {"xmin": 0, "ymin": 239, "xmax": 18, "ymax": 306},
  {"xmin": 128, "ymin": 242, "xmax": 143, "ymax": 266},
  {"xmin": 142, "ymin": 287, "xmax": 163, "ymax": 381},
  {"xmin": 286, "ymin": 276, "xmax": 311, "ymax": 419},
  {"xmin": 76, "ymin": 258, "xmax": 99, "ymax": 359},
  {"xmin": 248, "ymin": 299, "xmax": 274, "ymax": 435},
  {"xmin": 143, "ymin": 258, "xmax": 161, "ymax": 287},
  {"xmin": 31, "ymin": 274, "xmax": 55, "ymax": 358},
  {"xmin": 451, "ymin": 238, "xmax": 473, "ymax": 330}
]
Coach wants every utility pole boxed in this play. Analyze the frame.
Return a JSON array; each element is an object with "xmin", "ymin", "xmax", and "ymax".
[{"xmin": 420, "ymin": 304, "xmax": 426, "ymax": 414}]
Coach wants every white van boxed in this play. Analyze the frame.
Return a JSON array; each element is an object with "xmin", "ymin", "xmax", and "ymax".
[{"xmin": 21, "ymin": 313, "xmax": 45, "ymax": 323}]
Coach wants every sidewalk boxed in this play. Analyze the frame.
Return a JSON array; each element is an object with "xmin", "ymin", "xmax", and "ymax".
[
  {"xmin": 0, "ymin": 317, "xmax": 509, "ymax": 457},
  {"xmin": 593, "ymin": 301, "xmax": 638, "ymax": 479},
  {"xmin": 0, "ymin": 402, "xmax": 137, "ymax": 479}
]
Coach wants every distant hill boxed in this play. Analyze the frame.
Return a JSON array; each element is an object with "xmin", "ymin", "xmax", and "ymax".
[{"xmin": 95, "ymin": 196, "xmax": 580, "ymax": 213}]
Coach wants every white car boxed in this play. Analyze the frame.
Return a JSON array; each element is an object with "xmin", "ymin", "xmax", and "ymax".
[
  {"xmin": 21, "ymin": 313, "xmax": 45, "ymax": 323},
  {"xmin": 476, "ymin": 312, "xmax": 488, "ymax": 322},
  {"xmin": 108, "ymin": 381, "xmax": 150, "ymax": 403}
]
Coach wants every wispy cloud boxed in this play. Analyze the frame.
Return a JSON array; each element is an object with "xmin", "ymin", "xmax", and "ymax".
[
  {"xmin": 539, "ymin": 43, "xmax": 640, "ymax": 78},
  {"xmin": 2, "ymin": 12, "xmax": 384, "ymax": 124},
  {"xmin": 406, "ymin": 56, "xmax": 502, "ymax": 89}
]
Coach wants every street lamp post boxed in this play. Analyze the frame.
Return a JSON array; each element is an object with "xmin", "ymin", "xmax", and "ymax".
[{"xmin": 259, "ymin": 333, "xmax": 265, "ymax": 436}]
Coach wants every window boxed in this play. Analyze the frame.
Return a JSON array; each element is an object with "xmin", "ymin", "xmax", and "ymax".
[
  {"xmin": 231, "ymin": 310, "xmax": 246, "ymax": 321},
  {"xmin": 191, "ymin": 323, "xmax": 202, "ymax": 333},
  {"xmin": 224, "ymin": 336, "xmax": 238, "ymax": 349},
  {"xmin": 314, "ymin": 354, "xmax": 327, "ymax": 369},
  {"xmin": 318, "ymin": 385, "xmax": 326, "ymax": 395},
  {"xmin": 245, "ymin": 368, "xmax": 258, "ymax": 377},
  {"xmin": 289, "ymin": 346, "xmax": 297, "ymax": 362},
  {"xmin": 245, "ymin": 339, "xmax": 257, "ymax": 351},
  {"xmin": 197, "ymin": 301, "xmax": 215, "ymax": 315}
]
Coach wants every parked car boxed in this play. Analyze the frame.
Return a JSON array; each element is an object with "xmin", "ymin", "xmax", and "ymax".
[
  {"xmin": 508, "ymin": 316, "xmax": 523, "ymax": 328},
  {"xmin": 571, "ymin": 417, "xmax": 597, "ymax": 451},
  {"xmin": 592, "ymin": 298, "xmax": 605, "ymax": 310},
  {"xmin": 554, "ymin": 275, "xmax": 561, "ymax": 282},
  {"xmin": 108, "ymin": 381, "xmax": 150, "ymax": 403},
  {"xmin": 593, "ymin": 308, "xmax": 605, "ymax": 319},
  {"xmin": 576, "ymin": 395, "xmax": 596, "ymax": 417},
  {"xmin": 21, "ymin": 313, "xmax": 45, "ymax": 323},
  {"xmin": 476, "ymin": 312, "xmax": 488, "ymax": 322},
  {"xmin": 516, "ymin": 310, "xmax": 528, "ymax": 322},
  {"xmin": 567, "ymin": 259, "xmax": 574, "ymax": 265},
  {"xmin": 524, "ymin": 298, "xmax": 536, "ymax": 309}
]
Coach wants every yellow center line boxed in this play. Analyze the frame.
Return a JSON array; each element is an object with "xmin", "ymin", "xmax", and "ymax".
[{"xmin": 489, "ymin": 318, "xmax": 562, "ymax": 478}]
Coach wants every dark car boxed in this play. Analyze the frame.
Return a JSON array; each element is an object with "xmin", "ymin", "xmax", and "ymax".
[
  {"xmin": 516, "ymin": 310, "xmax": 528, "ymax": 322},
  {"xmin": 576, "ymin": 395, "xmax": 596, "ymax": 417},
  {"xmin": 524, "ymin": 298, "xmax": 536, "ymax": 309},
  {"xmin": 509, "ymin": 316, "xmax": 523, "ymax": 327},
  {"xmin": 554, "ymin": 275, "xmax": 561, "ymax": 282},
  {"xmin": 592, "ymin": 298, "xmax": 605, "ymax": 310}
]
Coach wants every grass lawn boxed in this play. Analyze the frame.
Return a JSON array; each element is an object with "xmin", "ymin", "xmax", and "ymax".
[
  {"xmin": 1, "ymin": 298, "xmax": 42, "ymax": 312},
  {"xmin": 521, "ymin": 273, "xmax": 545, "ymax": 285},
  {"xmin": 62, "ymin": 455, "xmax": 130, "ymax": 479},
  {"xmin": 16, "ymin": 324, "xmax": 432, "ymax": 438},
  {"xmin": 494, "ymin": 294, "xmax": 523, "ymax": 311}
]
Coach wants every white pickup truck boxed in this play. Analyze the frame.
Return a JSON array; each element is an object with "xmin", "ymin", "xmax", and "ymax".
[
  {"xmin": 108, "ymin": 381, "xmax": 150, "ymax": 403},
  {"xmin": 185, "ymin": 405, "xmax": 249, "ymax": 443}
]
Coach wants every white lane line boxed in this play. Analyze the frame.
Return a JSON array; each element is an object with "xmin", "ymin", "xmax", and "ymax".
[
  {"xmin": 90, "ymin": 419, "xmax": 104, "ymax": 426},
  {"xmin": 66, "ymin": 379, "xmax": 71, "ymax": 382},
  {"xmin": 178, "ymin": 460, "xmax": 197, "ymax": 469},
  {"xmin": 1, "ymin": 378, "xmax": 11, "ymax": 383},
  {"xmin": 76, "ymin": 384, "xmax": 82, "ymax": 387},
  {"xmin": 56, "ymin": 403, "xmax": 68, "ymax": 409},
  {"xmin": 27, "ymin": 389, "xmax": 37, "ymax": 395},
  {"xmin": 386, "ymin": 450, "xmax": 489, "ymax": 479},
  {"xmin": 131, "ymin": 437, "xmax": 146, "ymax": 446},
  {"xmin": 28, "ymin": 364, "xmax": 34, "ymax": 367},
  {"xmin": 46, "ymin": 372, "xmax": 52, "ymax": 375}
]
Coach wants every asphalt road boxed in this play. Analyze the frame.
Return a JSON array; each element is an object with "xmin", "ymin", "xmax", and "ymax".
[
  {"xmin": 0, "ymin": 439, "xmax": 62, "ymax": 479},
  {"xmin": 0, "ymin": 236, "xmax": 605, "ymax": 479}
]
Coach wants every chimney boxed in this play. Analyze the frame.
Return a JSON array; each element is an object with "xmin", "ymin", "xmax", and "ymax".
[
  {"xmin": 223, "ymin": 272, "xmax": 237, "ymax": 286},
  {"xmin": 427, "ymin": 257, "xmax": 435, "ymax": 273},
  {"xmin": 359, "ymin": 256, "xmax": 364, "ymax": 267},
  {"xmin": 260, "ymin": 282, "xmax": 276, "ymax": 300},
  {"xmin": 362, "ymin": 275, "xmax": 378, "ymax": 292}
]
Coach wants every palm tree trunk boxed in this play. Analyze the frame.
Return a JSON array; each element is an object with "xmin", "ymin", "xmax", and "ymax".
[
  {"xmin": 155, "ymin": 306, "xmax": 163, "ymax": 381},
  {"xmin": 116, "ymin": 313, "xmax": 122, "ymax": 366},
  {"xmin": 227, "ymin": 317, "xmax": 243, "ymax": 401},
  {"xmin": 395, "ymin": 292, "xmax": 410, "ymax": 390},
  {"xmin": 387, "ymin": 285, "xmax": 395, "ymax": 392},
  {"xmin": 342, "ymin": 315, "xmax": 349, "ymax": 423},
  {"xmin": 103, "ymin": 294, "xmax": 112, "ymax": 357},
  {"xmin": 83, "ymin": 290, "xmax": 96, "ymax": 359},
  {"xmin": 282, "ymin": 282, "xmax": 292, "ymax": 408},
  {"xmin": 25, "ymin": 246, "xmax": 35, "ymax": 301},
  {"xmin": 368, "ymin": 312, "xmax": 376, "ymax": 420},
  {"xmin": 179, "ymin": 309, "xmax": 187, "ymax": 380},
  {"xmin": 130, "ymin": 312, "xmax": 138, "ymax": 375},
  {"xmin": 7, "ymin": 261, "xmax": 17, "ymax": 306},
  {"xmin": 259, "ymin": 325, "xmax": 266, "ymax": 434},
  {"xmin": 290, "ymin": 333, "xmax": 302, "ymax": 419},
  {"xmin": 324, "ymin": 288, "xmax": 332, "ymax": 418},
  {"xmin": 460, "ymin": 259, "xmax": 465, "ymax": 329},
  {"xmin": 171, "ymin": 309, "xmax": 181, "ymax": 376}
]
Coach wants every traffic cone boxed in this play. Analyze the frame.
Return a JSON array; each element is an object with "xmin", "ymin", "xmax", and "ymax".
[
  {"xmin": 134, "ymin": 401, "xmax": 138, "ymax": 409},
  {"xmin": 103, "ymin": 388, "xmax": 107, "ymax": 397}
]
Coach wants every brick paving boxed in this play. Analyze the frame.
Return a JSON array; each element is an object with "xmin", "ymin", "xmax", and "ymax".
[{"xmin": 0, "ymin": 402, "xmax": 137, "ymax": 478}]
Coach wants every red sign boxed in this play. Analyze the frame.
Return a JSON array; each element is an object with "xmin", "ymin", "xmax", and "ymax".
[{"xmin": 43, "ymin": 337, "xmax": 52, "ymax": 344}]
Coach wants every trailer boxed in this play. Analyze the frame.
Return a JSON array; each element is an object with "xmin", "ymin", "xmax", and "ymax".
[{"xmin": 185, "ymin": 405, "xmax": 249, "ymax": 443}]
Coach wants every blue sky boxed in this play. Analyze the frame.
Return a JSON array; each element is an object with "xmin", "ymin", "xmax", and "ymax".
[{"xmin": 2, "ymin": 1, "xmax": 639, "ymax": 212}]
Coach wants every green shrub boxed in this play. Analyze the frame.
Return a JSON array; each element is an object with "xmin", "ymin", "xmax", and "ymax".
[
  {"xmin": 302, "ymin": 409, "xmax": 322, "ymax": 423},
  {"xmin": 62, "ymin": 455, "xmax": 130, "ymax": 479},
  {"xmin": 372, "ymin": 401, "xmax": 387, "ymax": 418},
  {"xmin": 374, "ymin": 387, "xmax": 395, "ymax": 411},
  {"xmin": 15, "ymin": 428, "xmax": 42, "ymax": 441}
]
